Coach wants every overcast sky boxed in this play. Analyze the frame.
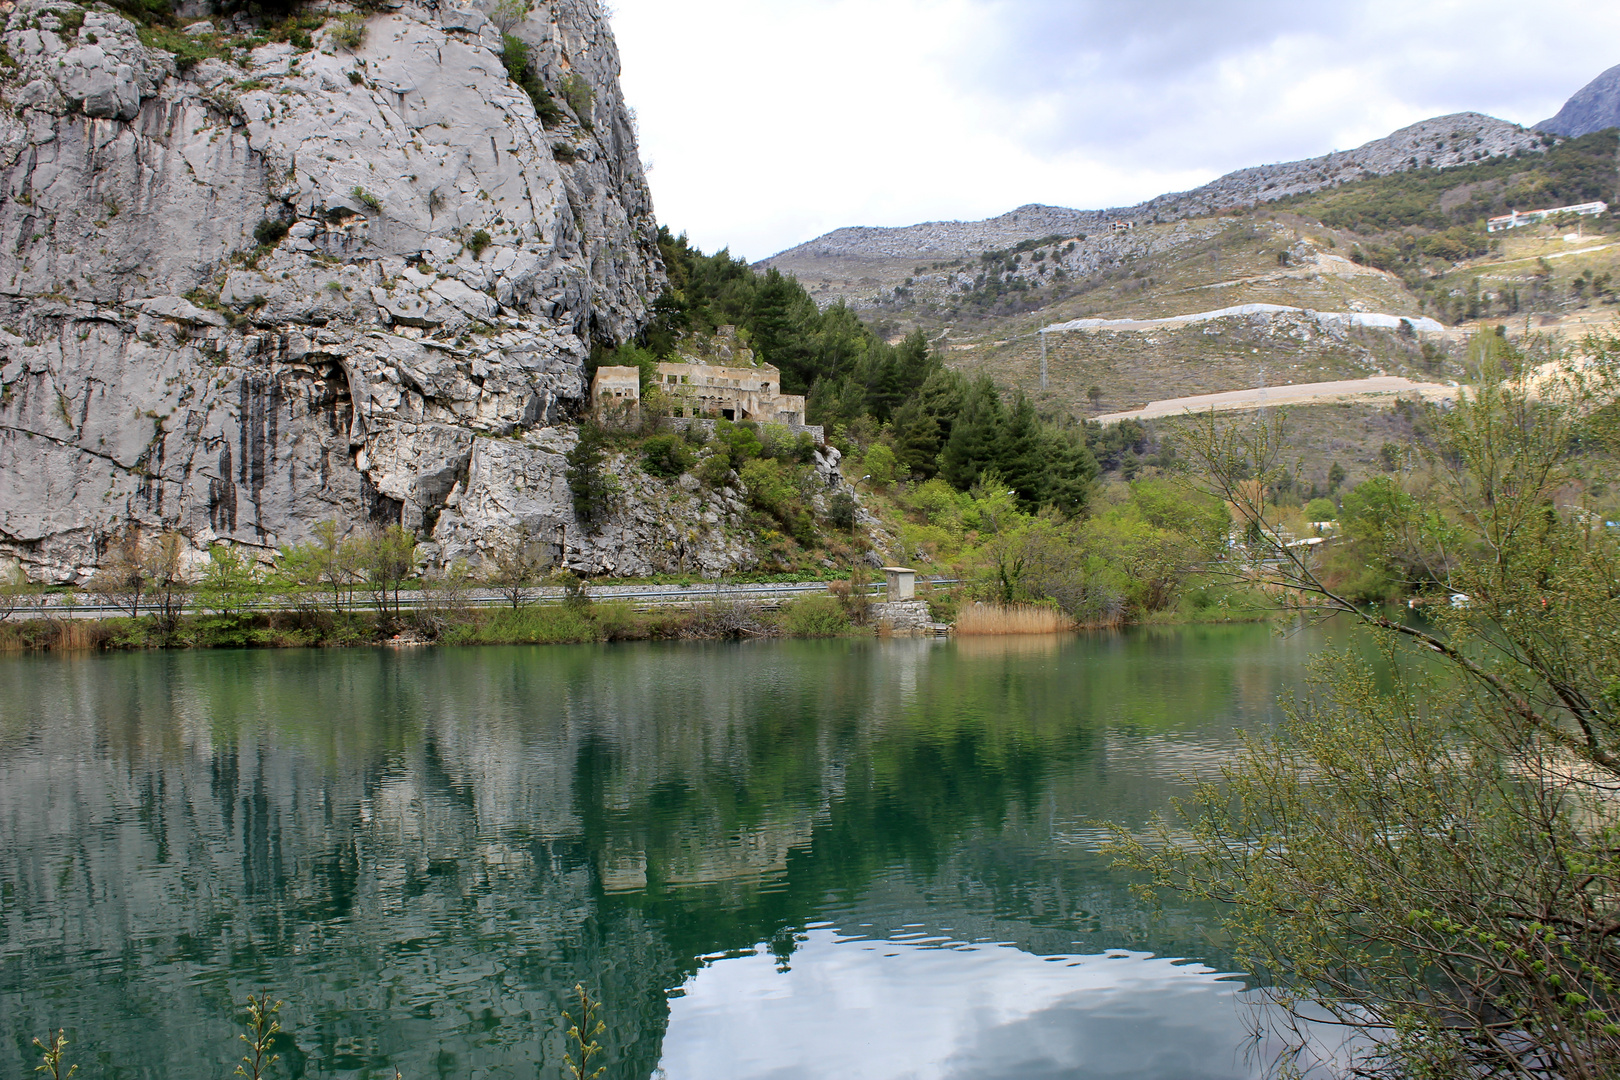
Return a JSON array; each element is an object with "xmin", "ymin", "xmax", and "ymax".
[{"xmin": 608, "ymin": 0, "xmax": 1620, "ymax": 263}]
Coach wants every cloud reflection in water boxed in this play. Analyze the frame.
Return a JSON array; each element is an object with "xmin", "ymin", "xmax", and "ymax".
[{"xmin": 659, "ymin": 928, "xmax": 1337, "ymax": 1080}]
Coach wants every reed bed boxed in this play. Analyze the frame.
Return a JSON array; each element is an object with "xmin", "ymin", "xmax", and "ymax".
[
  {"xmin": 0, "ymin": 618, "xmax": 117, "ymax": 652},
  {"xmin": 954, "ymin": 602, "xmax": 1072, "ymax": 636}
]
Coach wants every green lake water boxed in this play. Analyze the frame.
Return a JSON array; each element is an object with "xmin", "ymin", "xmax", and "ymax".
[{"xmin": 0, "ymin": 624, "xmax": 1343, "ymax": 1079}]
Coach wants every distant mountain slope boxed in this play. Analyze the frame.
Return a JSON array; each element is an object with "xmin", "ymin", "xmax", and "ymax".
[
  {"xmin": 762, "ymin": 113, "xmax": 1542, "ymax": 267},
  {"xmin": 1132, "ymin": 113, "xmax": 1543, "ymax": 222},
  {"xmin": 1538, "ymin": 63, "xmax": 1620, "ymax": 136}
]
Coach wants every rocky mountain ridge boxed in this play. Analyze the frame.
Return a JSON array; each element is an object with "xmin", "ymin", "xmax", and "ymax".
[
  {"xmin": 0, "ymin": 0, "xmax": 777, "ymax": 583},
  {"xmin": 1538, "ymin": 63, "xmax": 1620, "ymax": 138},
  {"xmin": 763, "ymin": 113, "xmax": 1544, "ymax": 269}
]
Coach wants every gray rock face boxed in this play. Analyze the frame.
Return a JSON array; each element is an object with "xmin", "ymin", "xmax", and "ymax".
[
  {"xmin": 0, "ymin": 0, "xmax": 670, "ymax": 581},
  {"xmin": 420, "ymin": 430, "xmax": 857, "ymax": 577},
  {"xmin": 1537, "ymin": 64, "xmax": 1620, "ymax": 137}
]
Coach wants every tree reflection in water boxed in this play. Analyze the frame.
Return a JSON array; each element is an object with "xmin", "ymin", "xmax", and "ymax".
[{"xmin": 0, "ymin": 627, "xmax": 1324, "ymax": 1079}]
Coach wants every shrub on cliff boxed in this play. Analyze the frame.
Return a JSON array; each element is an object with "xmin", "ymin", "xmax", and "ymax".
[
  {"xmin": 500, "ymin": 34, "xmax": 564, "ymax": 126},
  {"xmin": 740, "ymin": 458, "xmax": 816, "ymax": 546},
  {"xmin": 639, "ymin": 434, "xmax": 692, "ymax": 479}
]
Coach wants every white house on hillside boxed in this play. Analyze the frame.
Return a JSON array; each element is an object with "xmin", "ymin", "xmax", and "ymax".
[{"xmin": 1487, "ymin": 201, "xmax": 1609, "ymax": 232}]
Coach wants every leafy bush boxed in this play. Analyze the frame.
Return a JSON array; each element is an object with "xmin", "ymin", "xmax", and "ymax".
[
  {"xmin": 778, "ymin": 594, "xmax": 850, "ymax": 637},
  {"xmin": 741, "ymin": 458, "xmax": 815, "ymax": 546},
  {"xmin": 761, "ymin": 424, "xmax": 815, "ymax": 463},
  {"xmin": 1304, "ymin": 497, "xmax": 1337, "ymax": 521},
  {"xmin": 827, "ymin": 490, "xmax": 857, "ymax": 531},
  {"xmin": 739, "ymin": 458, "xmax": 798, "ymax": 516},
  {"xmin": 711, "ymin": 419, "xmax": 763, "ymax": 471},
  {"xmin": 907, "ymin": 477, "xmax": 963, "ymax": 529},
  {"xmin": 350, "ymin": 186, "xmax": 382, "ymax": 212},
  {"xmin": 862, "ymin": 443, "xmax": 897, "ymax": 484},
  {"xmin": 455, "ymin": 603, "xmax": 598, "ymax": 644},
  {"xmin": 695, "ymin": 451, "xmax": 732, "ymax": 487},
  {"xmin": 639, "ymin": 434, "xmax": 692, "ymax": 479}
]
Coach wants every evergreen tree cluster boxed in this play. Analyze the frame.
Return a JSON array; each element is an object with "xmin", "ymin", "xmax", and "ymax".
[
  {"xmin": 629, "ymin": 228, "xmax": 1101, "ymax": 516},
  {"xmin": 639, "ymin": 227, "xmax": 935, "ymax": 415},
  {"xmin": 891, "ymin": 371, "xmax": 1097, "ymax": 514}
]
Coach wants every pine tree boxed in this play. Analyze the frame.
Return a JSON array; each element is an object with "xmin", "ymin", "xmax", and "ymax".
[
  {"xmin": 807, "ymin": 374, "xmax": 867, "ymax": 428},
  {"xmin": 895, "ymin": 328, "xmax": 936, "ymax": 390},
  {"xmin": 998, "ymin": 391, "xmax": 1046, "ymax": 510},
  {"xmin": 565, "ymin": 426, "xmax": 619, "ymax": 530},
  {"xmin": 858, "ymin": 343, "xmax": 904, "ymax": 422},
  {"xmin": 804, "ymin": 302, "xmax": 868, "ymax": 391},
  {"xmin": 1041, "ymin": 427, "xmax": 1099, "ymax": 517},
  {"xmin": 889, "ymin": 396, "xmax": 942, "ymax": 479},
  {"xmin": 750, "ymin": 268, "xmax": 813, "ymax": 388},
  {"xmin": 914, "ymin": 368, "xmax": 967, "ymax": 448},
  {"xmin": 940, "ymin": 376, "xmax": 1006, "ymax": 491}
]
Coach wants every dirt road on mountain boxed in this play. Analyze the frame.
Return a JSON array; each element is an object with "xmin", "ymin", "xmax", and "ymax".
[{"xmin": 1094, "ymin": 376, "xmax": 1458, "ymax": 423}]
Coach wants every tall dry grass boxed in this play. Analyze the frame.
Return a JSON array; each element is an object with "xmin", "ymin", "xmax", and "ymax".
[
  {"xmin": 954, "ymin": 602, "xmax": 1072, "ymax": 636},
  {"xmin": 0, "ymin": 618, "xmax": 115, "ymax": 651}
]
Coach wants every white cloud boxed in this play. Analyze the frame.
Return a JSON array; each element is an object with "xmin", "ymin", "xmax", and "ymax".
[
  {"xmin": 655, "ymin": 929, "xmax": 1354, "ymax": 1079},
  {"xmin": 608, "ymin": 0, "xmax": 1620, "ymax": 261}
]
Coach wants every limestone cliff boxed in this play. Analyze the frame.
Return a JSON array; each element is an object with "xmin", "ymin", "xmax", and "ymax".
[{"xmin": 0, "ymin": 0, "xmax": 686, "ymax": 581}]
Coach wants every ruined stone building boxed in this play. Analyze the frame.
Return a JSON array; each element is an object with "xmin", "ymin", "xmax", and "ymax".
[
  {"xmin": 589, "ymin": 360, "xmax": 810, "ymax": 428},
  {"xmin": 588, "ymin": 324, "xmax": 819, "ymax": 440},
  {"xmin": 590, "ymin": 366, "xmax": 642, "ymax": 417},
  {"xmin": 653, "ymin": 362, "xmax": 807, "ymax": 425}
]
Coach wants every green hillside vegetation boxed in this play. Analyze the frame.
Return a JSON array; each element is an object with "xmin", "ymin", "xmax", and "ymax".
[
  {"xmin": 601, "ymin": 228, "xmax": 1102, "ymax": 515},
  {"xmin": 565, "ymin": 233, "xmax": 1272, "ymax": 622},
  {"xmin": 1278, "ymin": 131, "xmax": 1617, "ymax": 237},
  {"xmin": 858, "ymin": 475, "xmax": 1250, "ymax": 627},
  {"xmin": 1115, "ymin": 328, "xmax": 1620, "ymax": 1078},
  {"xmin": 1273, "ymin": 130, "xmax": 1620, "ymax": 322}
]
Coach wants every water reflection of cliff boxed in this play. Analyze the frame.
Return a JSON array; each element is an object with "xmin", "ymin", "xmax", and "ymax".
[{"xmin": 0, "ymin": 627, "xmax": 1313, "ymax": 1079}]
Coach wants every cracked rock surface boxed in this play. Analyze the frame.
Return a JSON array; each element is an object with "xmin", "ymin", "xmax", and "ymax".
[{"xmin": 0, "ymin": 0, "xmax": 712, "ymax": 581}]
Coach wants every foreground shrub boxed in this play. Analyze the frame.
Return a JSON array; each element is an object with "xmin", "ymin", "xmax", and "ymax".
[
  {"xmin": 777, "ymin": 594, "xmax": 851, "ymax": 637},
  {"xmin": 450, "ymin": 604, "xmax": 599, "ymax": 644}
]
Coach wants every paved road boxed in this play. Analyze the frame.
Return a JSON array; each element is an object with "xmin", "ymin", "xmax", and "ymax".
[
  {"xmin": 5, "ymin": 578, "xmax": 957, "ymax": 620},
  {"xmin": 1094, "ymin": 376, "xmax": 1459, "ymax": 423}
]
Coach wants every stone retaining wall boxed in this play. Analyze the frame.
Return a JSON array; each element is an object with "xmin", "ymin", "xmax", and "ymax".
[{"xmin": 868, "ymin": 599, "xmax": 935, "ymax": 634}]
